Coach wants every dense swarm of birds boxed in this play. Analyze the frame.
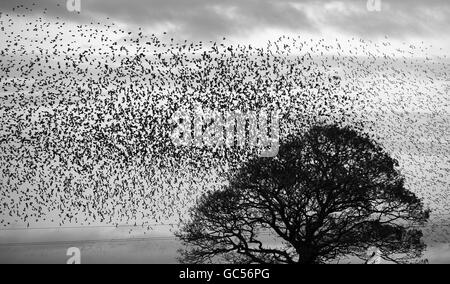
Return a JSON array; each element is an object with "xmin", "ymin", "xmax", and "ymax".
[{"xmin": 0, "ymin": 5, "xmax": 448, "ymax": 243}]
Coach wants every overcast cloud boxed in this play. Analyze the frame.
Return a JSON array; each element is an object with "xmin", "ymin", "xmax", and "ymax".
[{"xmin": 1, "ymin": 0, "xmax": 449, "ymax": 40}]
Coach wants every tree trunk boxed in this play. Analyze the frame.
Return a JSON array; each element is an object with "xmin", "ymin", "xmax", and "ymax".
[{"xmin": 297, "ymin": 246, "xmax": 317, "ymax": 264}]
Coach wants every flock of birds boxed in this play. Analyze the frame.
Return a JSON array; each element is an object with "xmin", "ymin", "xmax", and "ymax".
[{"xmin": 0, "ymin": 5, "xmax": 449, "ymax": 243}]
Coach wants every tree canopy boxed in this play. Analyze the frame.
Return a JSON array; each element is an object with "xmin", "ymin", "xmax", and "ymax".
[{"xmin": 176, "ymin": 125, "xmax": 430, "ymax": 264}]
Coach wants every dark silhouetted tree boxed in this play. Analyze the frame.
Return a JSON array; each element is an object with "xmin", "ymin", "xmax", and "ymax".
[{"xmin": 176, "ymin": 125, "xmax": 430, "ymax": 264}]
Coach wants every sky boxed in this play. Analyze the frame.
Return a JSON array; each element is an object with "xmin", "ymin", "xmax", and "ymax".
[
  {"xmin": 0, "ymin": 0, "xmax": 449, "ymax": 51},
  {"xmin": 0, "ymin": 0, "xmax": 449, "ymax": 263}
]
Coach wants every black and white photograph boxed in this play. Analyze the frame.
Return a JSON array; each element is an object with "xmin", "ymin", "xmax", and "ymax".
[{"xmin": 0, "ymin": 0, "xmax": 449, "ymax": 268}]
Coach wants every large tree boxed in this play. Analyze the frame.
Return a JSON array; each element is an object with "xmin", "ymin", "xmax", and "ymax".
[{"xmin": 176, "ymin": 125, "xmax": 430, "ymax": 264}]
